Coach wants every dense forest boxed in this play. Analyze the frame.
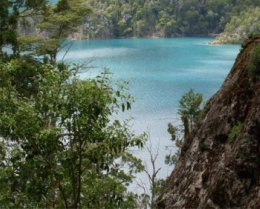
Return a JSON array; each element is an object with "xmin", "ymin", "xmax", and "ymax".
[
  {"xmin": 17, "ymin": 0, "xmax": 260, "ymax": 40},
  {"xmin": 82, "ymin": 0, "xmax": 260, "ymax": 39}
]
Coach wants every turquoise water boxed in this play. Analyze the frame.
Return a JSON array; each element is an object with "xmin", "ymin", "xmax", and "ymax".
[{"xmin": 59, "ymin": 38, "xmax": 240, "ymax": 182}]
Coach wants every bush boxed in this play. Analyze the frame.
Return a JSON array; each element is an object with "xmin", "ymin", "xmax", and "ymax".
[
  {"xmin": 228, "ymin": 123, "xmax": 242, "ymax": 143},
  {"xmin": 248, "ymin": 46, "xmax": 260, "ymax": 82}
]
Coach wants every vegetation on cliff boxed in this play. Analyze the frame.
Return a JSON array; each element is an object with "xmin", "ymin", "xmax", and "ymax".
[
  {"xmin": 158, "ymin": 36, "xmax": 260, "ymax": 209},
  {"xmin": 166, "ymin": 89, "xmax": 203, "ymax": 166},
  {"xmin": 248, "ymin": 45, "xmax": 260, "ymax": 81}
]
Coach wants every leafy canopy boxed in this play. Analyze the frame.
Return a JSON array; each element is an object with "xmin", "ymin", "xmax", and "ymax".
[
  {"xmin": 0, "ymin": 1, "xmax": 145, "ymax": 208},
  {"xmin": 0, "ymin": 60, "xmax": 145, "ymax": 208}
]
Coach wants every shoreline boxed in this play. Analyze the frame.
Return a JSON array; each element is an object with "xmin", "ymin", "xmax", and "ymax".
[
  {"xmin": 68, "ymin": 35, "xmax": 216, "ymax": 42},
  {"xmin": 68, "ymin": 35, "xmax": 243, "ymax": 47},
  {"xmin": 69, "ymin": 33, "xmax": 218, "ymax": 41}
]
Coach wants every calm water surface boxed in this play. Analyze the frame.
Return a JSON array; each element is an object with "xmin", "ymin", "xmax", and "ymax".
[{"xmin": 59, "ymin": 38, "xmax": 240, "ymax": 187}]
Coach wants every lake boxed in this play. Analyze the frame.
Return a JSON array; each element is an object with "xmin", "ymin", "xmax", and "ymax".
[{"xmin": 59, "ymin": 38, "xmax": 240, "ymax": 190}]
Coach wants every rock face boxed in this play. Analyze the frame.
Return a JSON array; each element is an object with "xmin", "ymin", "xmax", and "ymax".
[{"xmin": 157, "ymin": 37, "xmax": 260, "ymax": 209}]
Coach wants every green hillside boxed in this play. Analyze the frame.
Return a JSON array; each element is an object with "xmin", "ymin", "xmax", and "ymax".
[
  {"xmin": 211, "ymin": 7, "xmax": 260, "ymax": 44},
  {"xmin": 81, "ymin": 0, "xmax": 260, "ymax": 39}
]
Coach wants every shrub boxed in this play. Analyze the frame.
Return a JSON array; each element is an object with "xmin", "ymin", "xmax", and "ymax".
[
  {"xmin": 228, "ymin": 123, "xmax": 242, "ymax": 143},
  {"xmin": 247, "ymin": 46, "xmax": 260, "ymax": 82}
]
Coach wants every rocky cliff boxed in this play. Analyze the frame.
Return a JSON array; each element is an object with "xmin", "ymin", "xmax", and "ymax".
[{"xmin": 157, "ymin": 37, "xmax": 260, "ymax": 209}]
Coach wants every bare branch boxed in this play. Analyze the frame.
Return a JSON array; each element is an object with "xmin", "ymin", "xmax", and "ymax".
[{"xmin": 61, "ymin": 42, "xmax": 74, "ymax": 61}]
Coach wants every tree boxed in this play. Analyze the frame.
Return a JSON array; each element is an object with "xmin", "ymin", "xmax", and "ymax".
[
  {"xmin": 0, "ymin": 0, "xmax": 47, "ymax": 56},
  {"xmin": 0, "ymin": 60, "xmax": 145, "ymax": 208},
  {"xmin": 165, "ymin": 89, "xmax": 203, "ymax": 166},
  {"xmin": 144, "ymin": 140, "xmax": 161, "ymax": 209},
  {"xmin": 178, "ymin": 89, "xmax": 203, "ymax": 138},
  {"xmin": 137, "ymin": 137, "xmax": 166, "ymax": 209},
  {"xmin": 18, "ymin": 0, "xmax": 92, "ymax": 64},
  {"xmin": 165, "ymin": 123, "xmax": 183, "ymax": 166},
  {"xmin": 0, "ymin": 1, "xmax": 146, "ymax": 208}
]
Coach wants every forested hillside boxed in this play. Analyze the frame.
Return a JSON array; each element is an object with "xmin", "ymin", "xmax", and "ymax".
[
  {"xmin": 211, "ymin": 7, "xmax": 260, "ymax": 44},
  {"xmin": 81, "ymin": 0, "xmax": 260, "ymax": 39}
]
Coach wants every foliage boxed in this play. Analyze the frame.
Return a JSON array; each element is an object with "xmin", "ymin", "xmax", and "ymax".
[
  {"xmin": 151, "ymin": 179, "xmax": 166, "ymax": 209},
  {"xmin": 5, "ymin": 0, "xmax": 260, "ymax": 42},
  {"xmin": 79, "ymin": 0, "xmax": 260, "ymax": 39},
  {"xmin": 178, "ymin": 89, "xmax": 203, "ymax": 137},
  {"xmin": 0, "ymin": 1, "xmax": 149, "ymax": 208},
  {"xmin": 19, "ymin": 0, "xmax": 92, "ymax": 63},
  {"xmin": 0, "ymin": 60, "xmax": 145, "ymax": 208},
  {"xmin": 0, "ymin": 0, "xmax": 91, "ymax": 63},
  {"xmin": 213, "ymin": 7, "xmax": 260, "ymax": 44},
  {"xmin": 228, "ymin": 123, "xmax": 242, "ymax": 143},
  {"xmin": 4, "ymin": 0, "xmax": 260, "ymax": 44},
  {"xmin": 248, "ymin": 45, "xmax": 260, "ymax": 82},
  {"xmin": 0, "ymin": 0, "xmax": 47, "ymax": 56},
  {"xmin": 166, "ymin": 90, "xmax": 203, "ymax": 166},
  {"xmin": 165, "ymin": 123, "xmax": 183, "ymax": 166}
]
